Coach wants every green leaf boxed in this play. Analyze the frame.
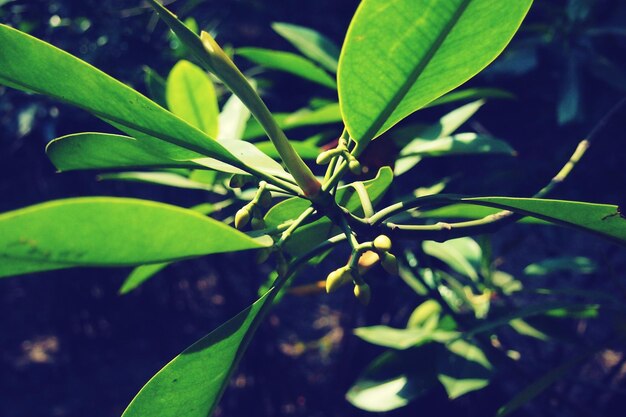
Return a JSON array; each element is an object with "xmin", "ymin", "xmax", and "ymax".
[
  {"xmin": 98, "ymin": 171, "xmax": 218, "ymax": 191},
  {"xmin": 523, "ymin": 256, "xmax": 597, "ymax": 276},
  {"xmin": 338, "ymin": 0, "xmax": 533, "ymax": 143},
  {"xmin": 0, "ymin": 24, "xmax": 243, "ymax": 168},
  {"xmin": 166, "ymin": 60, "xmax": 219, "ymax": 137},
  {"xmin": 143, "ymin": 66, "xmax": 167, "ymax": 107},
  {"xmin": 122, "ymin": 288, "xmax": 276, "ymax": 417},
  {"xmin": 255, "ymin": 140, "xmax": 320, "ymax": 160},
  {"xmin": 46, "ymin": 133, "xmax": 293, "ymax": 180},
  {"xmin": 399, "ymin": 133, "xmax": 515, "ymax": 158},
  {"xmin": 413, "ymin": 204, "xmax": 550, "ymax": 225},
  {"xmin": 354, "ymin": 325, "xmax": 456, "ymax": 350},
  {"xmin": 272, "ymin": 22, "xmax": 340, "ymax": 72},
  {"xmin": 347, "ymin": 346, "xmax": 439, "ymax": 412},
  {"xmin": 218, "ymin": 93, "xmax": 251, "ymax": 141},
  {"xmin": 437, "ymin": 339, "xmax": 493, "ymax": 399},
  {"xmin": 119, "ymin": 263, "xmax": 169, "ymax": 295},
  {"xmin": 242, "ymin": 103, "xmax": 341, "ymax": 140},
  {"xmin": 425, "ymin": 88, "xmax": 514, "ymax": 108},
  {"xmin": 423, "ymin": 237, "xmax": 482, "ymax": 282},
  {"xmin": 0, "ymin": 197, "xmax": 270, "ymax": 278},
  {"xmin": 237, "ymin": 47, "xmax": 336, "ymax": 89},
  {"xmin": 395, "ymin": 100, "xmax": 487, "ymax": 175},
  {"xmin": 462, "ymin": 197, "xmax": 626, "ymax": 247}
]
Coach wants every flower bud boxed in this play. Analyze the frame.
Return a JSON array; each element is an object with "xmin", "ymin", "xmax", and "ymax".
[
  {"xmin": 357, "ymin": 250, "xmax": 380, "ymax": 275},
  {"xmin": 325, "ymin": 266, "xmax": 353, "ymax": 293},
  {"xmin": 373, "ymin": 235, "xmax": 392, "ymax": 252},
  {"xmin": 348, "ymin": 158, "xmax": 362, "ymax": 175},
  {"xmin": 316, "ymin": 149, "xmax": 337, "ymax": 165},
  {"xmin": 234, "ymin": 207, "xmax": 251, "ymax": 230},
  {"xmin": 354, "ymin": 283, "xmax": 371, "ymax": 305},
  {"xmin": 381, "ymin": 252, "xmax": 399, "ymax": 275}
]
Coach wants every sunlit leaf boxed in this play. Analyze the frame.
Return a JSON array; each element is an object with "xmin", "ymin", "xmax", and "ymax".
[
  {"xmin": 237, "ymin": 47, "xmax": 336, "ymax": 89},
  {"xmin": 523, "ymin": 256, "xmax": 597, "ymax": 276},
  {"xmin": 166, "ymin": 60, "xmax": 219, "ymax": 137},
  {"xmin": 339, "ymin": 0, "xmax": 532, "ymax": 143},
  {"xmin": 437, "ymin": 339, "xmax": 493, "ymax": 399},
  {"xmin": 0, "ymin": 198, "xmax": 270, "ymax": 278},
  {"xmin": 272, "ymin": 22, "xmax": 340, "ymax": 72}
]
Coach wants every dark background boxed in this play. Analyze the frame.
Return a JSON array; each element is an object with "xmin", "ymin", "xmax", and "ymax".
[{"xmin": 1, "ymin": 0, "xmax": 626, "ymax": 416}]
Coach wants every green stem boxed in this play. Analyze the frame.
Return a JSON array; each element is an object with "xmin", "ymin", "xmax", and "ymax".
[
  {"xmin": 352, "ymin": 182, "xmax": 375, "ymax": 218},
  {"xmin": 275, "ymin": 206, "xmax": 316, "ymax": 247},
  {"xmin": 199, "ymin": 32, "xmax": 321, "ymax": 197}
]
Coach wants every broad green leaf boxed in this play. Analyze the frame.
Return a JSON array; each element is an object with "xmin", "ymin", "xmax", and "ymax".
[
  {"xmin": 395, "ymin": 100, "xmax": 487, "ymax": 175},
  {"xmin": 347, "ymin": 346, "xmax": 439, "ymax": 412},
  {"xmin": 338, "ymin": 0, "xmax": 533, "ymax": 143},
  {"xmin": 0, "ymin": 24, "xmax": 243, "ymax": 167},
  {"xmin": 354, "ymin": 325, "xmax": 456, "ymax": 350},
  {"xmin": 437, "ymin": 339, "xmax": 493, "ymax": 399},
  {"xmin": 237, "ymin": 47, "xmax": 336, "ymax": 89},
  {"xmin": 272, "ymin": 22, "xmax": 340, "ymax": 72},
  {"xmin": 218, "ymin": 93, "xmax": 251, "ymax": 141},
  {"xmin": 119, "ymin": 263, "xmax": 169, "ymax": 295},
  {"xmin": 118, "ymin": 203, "xmax": 220, "ymax": 294},
  {"xmin": 407, "ymin": 299, "xmax": 442, "ymax": 328},
  {"xmin": 462, "ymin": 197, "xmax": 626, "ymax": 247},
  {"xmin": 413, "ymin": 204, "xmax": 549, "ymax": 225},
  {"xmin": 122, "ymin": 288, "xmax": 276, "ymax": 417},
  {"xmin": 423, "ymin": 237, "xmax": 482, "ymax": 282},
  {"xmin": 399, "ymin": 133, "xmax": 515, "ymax": 158},
  {"xmin": 0, "ymin": 197, "xmax": 270, "ymax": 278},
  {"xmin": 242, "ymin": 103, "xmax": 341, "ymax": 140},
  {"xmin": 166, "ymin": 60, "xmax": 219, "ymax": 137},
  {"xmin": 46, "ymin": 133, "xmax": 293, "ymax": 180},
  {"xmin": 523, "ymin": 256, "xmax": 597, "ymax": 276},
  {"xmin": 98, "ymin": 172, "xmax": 217, "ymax": 191}
]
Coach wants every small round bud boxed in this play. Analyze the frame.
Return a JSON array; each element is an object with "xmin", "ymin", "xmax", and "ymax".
[
  {"xmin": 234, "ymin": 207, "xmax": 251, "ymax": 230},
  {"xmin": 325, "ymin": 266, "xmax": 352, "ymax": 293},
  {"xmin": 354, "ymin": 283, "xmax": 371, "ymax": 305},
  {"xmin": 316, "ymin": 149, "xmax": 336, "ymax": 165},
  {"xmin": 348, "ymin": 159, "xmax": 362, "ymax": 175},
  {"xmin": 373, "ymin": 235, "xmax": 392, "ymax": 252},
  {"xmin": 381, "ymin": 252, "xmax": 399, "ymax": 275},
  {"xmin": 357, "ymin": 250, "xmax": 380, "ymax": 274}
]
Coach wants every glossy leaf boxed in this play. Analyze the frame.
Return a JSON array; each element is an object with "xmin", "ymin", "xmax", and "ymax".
[
  {"xmin": 166, "ymin": 60, "xmax": 219, "ymax": 137},
  {"xmin": 98, "ymin": 172, "xmax": 216, "ymax": 191},
  {"xmin": 354, "ymin": 325, "xmax": 456, "ymax": 350},
  {"xmin": 272, "ymin": 22, "xmax": 340, "ymax": 72},
  {"xmin": 255, "ymin": 140, "xmax": 320, "ymax": 160},
  {"xmin": 122, "ymin": 289, "xmax": 276, "ymax": 417},
  {"xmin": 237, "ymin": 47, "xmax": 336, "ymax": 89},
  {"xmin": 423, "ymin": 238, "xmax": 482, "ymax": 282},
  {"xmin": 437, "ymin": 339, "xmax": 493, "ymax": 399},
  {"xmin": 413, "ymin": 204, "xmax": 549, "ymax": 225},
  {"xmin": 0, "ymin": 24, "xmax": 243, "ymax": 167},
  {"xmin": 462, "ymin": 197, "xmax": 626, "ymax": 247},
  {"xmin": 347, "ymin": 346, "xmax": 439, "ymax": 412},
  {"xmin": 338, "ymin": 0, "xmax": 533, "ymax": 143},
  {"xmin": 119, "ymin": 263, "xmax": 169, "ymax": 295},
  {"xmin": 218, "ymin": 93, "xmax": 251, "ymax": 141},
  {"xmin": 399, "ymin": 133, "xmax": 515, "ymax": 158},
  {"xmin": 242, "ymin": 103, "xmax": 341, "ymax": 140},
  {"xmin": 425, "ymin": 88, "xmax": 514, "ymax": 108},
  {"xmin": 0, "ymin": 198, "xmax": 270, "ymax": 278}
]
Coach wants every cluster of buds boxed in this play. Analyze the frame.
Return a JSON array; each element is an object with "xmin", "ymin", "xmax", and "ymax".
[
  {"xmin": 324, "ymin": 235, "xmax": 398, "ymax": 306},
  {"xmin": 316, "ymin": 142, "xmax": 362, "ymax": 175}
]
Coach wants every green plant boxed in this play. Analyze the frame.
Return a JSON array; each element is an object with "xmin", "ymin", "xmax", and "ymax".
[{"xmin": 1, "ymin": 0, "xmax": 625, "ymax": 415}]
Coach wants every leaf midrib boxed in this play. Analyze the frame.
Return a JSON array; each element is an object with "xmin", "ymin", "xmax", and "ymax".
[{"xmin": 358, "ymin": 0, "xmax": 472, "ymax": 144}]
